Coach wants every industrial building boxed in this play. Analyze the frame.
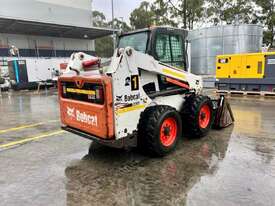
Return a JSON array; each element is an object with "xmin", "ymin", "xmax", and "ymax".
[
  {"xmin": 0, "ymin": 0, "xmax": 114, "ymax": 57},
  {"xmin": 0, "ymin": 0, "xmax": 114, "ymax": 90}
]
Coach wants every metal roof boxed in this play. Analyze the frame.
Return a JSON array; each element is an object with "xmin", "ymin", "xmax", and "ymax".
[{"xmin": 0, "ymin": 16, "xmax": 117, "ymax": 39}]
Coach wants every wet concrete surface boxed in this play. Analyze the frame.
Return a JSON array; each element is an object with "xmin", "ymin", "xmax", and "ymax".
[{"xmin": 0, "ymin": 91, "xmax": 275, "ymax": 206}]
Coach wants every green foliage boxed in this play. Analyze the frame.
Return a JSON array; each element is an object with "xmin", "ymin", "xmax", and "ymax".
[
  {"xmin": 151, "ymin": 0, "xmax": 178, "ymax": 27},
  {"xmin": 146, "ymin": 0, "xmax": 205, "ymax": 30},
  {"xmin": 254, "ymin": 0, "xmax": 275, "ymax": 45},
  {"xmin": 130, "ymin": 1, "xmax": 155, "ymax": 29},
  {"xmin": 93, "ymin": 11, "xmax": 112, "ymax": 57},
  {"xmin": 263, "ymin": 30, "xmax": 273, "ymax": 44},
  {"xmin": 92, "ymin": 11, "xmax": 107, "ymax": 27},
  {"xmin": 169, "ymin": 0, "xmax": 205, "ymax": 29},
  {"xmin": 108, "ymin": 18, "xmax": 131, "ymax": 32},
  {"xmin": 207, "ymin": 0, "xmax": 254, "ymax": 25},
  {"xmin": 130, "ymin": 0, "xmax": 178, "ymax": 29},
  {"xmin": 95, "ymin": 36, "xmax": 114, "ymax": 58},
  {"xmin": 93, "ymin": 11, "xmax": 131, "ymax": 57}
]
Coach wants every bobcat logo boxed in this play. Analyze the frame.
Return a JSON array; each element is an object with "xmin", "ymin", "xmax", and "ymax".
[
  {"xmin": 67, "ymin": 106, "xmax": 75, "ymax": 118},
  {"xmin": 116, "ymin": 95, "xmax": 123, "ymax": 102}
]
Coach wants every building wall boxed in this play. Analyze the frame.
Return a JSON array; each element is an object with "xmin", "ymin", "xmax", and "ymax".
[
  {"xmin": 0, "ymin": 0, "xmax": 92, "ymax": 27},
  {"xmin": 0, "ymin": 33, "xmax": 95, "ymax": 57},
  {"xmin": 36, "ymin": 0, "xmax": 91, "ymax": 10},
  {"xmin": 0, "ymin": 33, "xmax": 95, "ymax": 51}
]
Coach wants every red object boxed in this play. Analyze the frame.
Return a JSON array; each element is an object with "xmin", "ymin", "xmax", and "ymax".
[
  {"xmin": 60, "ymin": 63, "xmax": 68, "ymax": 70},
  {"xmin": 199, "ymin": 104, "xmax": 211, "ymax": 129},
  {"xmin": 166, "ymin": 77, "xmax": 190, "ymax": 90},
  {"xmin": 160, "ymin": 117, "xmax": 178, "ymax": 147},
  {"xmin": 82, "ymin": 59, "xmax": 100, "ymax": 68}
]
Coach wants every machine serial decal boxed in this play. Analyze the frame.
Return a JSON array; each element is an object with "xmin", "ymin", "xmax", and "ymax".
[
  {"xmin": 66, "ymin": 88, "xmax": 95, "ymax": 95},
  {"xmin": 124, "ymin": 75, "xmax": 139, "ymax": 90},
  {"xmin": 162, "ymin": 68, "xmax": 186, "ymax": 80},
  {"xmin": 116, "ymin": 104, "xmax": 146, "ymax": 114},
  {"xmin": 66, "ymin": 106, "xmax": 98, "ymax": 126}
]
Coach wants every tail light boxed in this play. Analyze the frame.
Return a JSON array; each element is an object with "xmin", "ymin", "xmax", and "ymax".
[{"xmin": 95, "ymin": 85, "xmax": 104, "ymax": 102}]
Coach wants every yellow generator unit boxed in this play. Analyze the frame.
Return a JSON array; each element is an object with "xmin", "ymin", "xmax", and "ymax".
[{"xmin": 215, "ymin": 52, "xmax": 275, "ymax": 92}]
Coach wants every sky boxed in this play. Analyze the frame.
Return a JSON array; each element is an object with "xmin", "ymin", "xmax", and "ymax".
[{"xmin": 92, "ymin": 0, "xmax": 153, "ymax": 24}]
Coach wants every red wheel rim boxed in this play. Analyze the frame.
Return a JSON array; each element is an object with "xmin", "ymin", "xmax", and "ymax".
[
  {"xmin": 199, "ymin": 104, "xmax": 211, "ymax": 129},
  {"xmin": 160, "ymin": 117, "xmax": 178, "ymax": 147}
]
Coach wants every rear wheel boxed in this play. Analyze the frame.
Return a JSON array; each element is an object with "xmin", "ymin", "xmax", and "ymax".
[
  {"xmin": 182, "ymin": 95, "xmax": 214, "ymax": 137},
  {"xmin": 138, "ymin": 105, "xmax": 182, "ymax": 156}
]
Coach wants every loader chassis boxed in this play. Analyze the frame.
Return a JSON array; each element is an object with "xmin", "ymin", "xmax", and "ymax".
[{"xmin": 59, "ymin": 27, "xmax": 233, "ymax": 156}]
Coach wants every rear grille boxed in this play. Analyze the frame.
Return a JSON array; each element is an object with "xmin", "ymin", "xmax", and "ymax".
[{"xmin": 60, "ymin": 81, "xmax": 104, "ymax": 104}]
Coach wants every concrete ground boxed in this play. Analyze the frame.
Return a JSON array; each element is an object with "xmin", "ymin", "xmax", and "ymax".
[{"xmin": 0, "ymin": 90, "xmax": 275, "ymax": 206}]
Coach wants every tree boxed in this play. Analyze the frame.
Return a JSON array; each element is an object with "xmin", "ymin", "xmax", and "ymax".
[
  {"xmin": 207, "ymin": 0, "xmax": 254, "ymax": 25},
  {"xmin": 130, "ymin": 1, "xmax": 155, "ymax": 29},
  {"xmin": 92, "ymin": 11, "xmax": 113, "ymax": 57},
  {"xmin": 166, "ymin": 0, "xmax": 205, "ymax": 30},
  {"xmin": 108, "ymin": 18, "xmax": 131, "ymax": 32},
  {"xmin": 92, "ymin": 11, "xmax": 131, "ymax": 57},
  {"xmin": 92, "ymin": 11, "xmax": 107, "ymax": 27},
  {"xmin": 254, "ymin": 0, "xmax": 275, "ymax": 45},
  {"xmin": 95, "ymin": 36, "xmax": 114, "ymax": 57},
  {"xmin": 151, "ymin": 0, "xmax": 177, "ymax": 27}
]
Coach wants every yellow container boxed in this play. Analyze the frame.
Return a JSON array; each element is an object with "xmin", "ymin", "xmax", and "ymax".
[{"xmin": 216, "ymin": 52, "xmax": 275, "ymax": 79}]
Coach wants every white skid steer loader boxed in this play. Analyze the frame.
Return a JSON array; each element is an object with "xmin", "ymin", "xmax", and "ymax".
[{"xmin": 58, "ymin": 27, "xmax": 234, "ymax": 156}]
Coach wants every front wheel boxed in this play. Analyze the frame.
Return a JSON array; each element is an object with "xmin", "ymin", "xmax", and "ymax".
[
  {"xmin": 138, "ymin": 105, "xmax": 182, "ymax": 156},
  {"xmin": 182, "ymin": 95, "xmax": 214, "ymax": 137}
]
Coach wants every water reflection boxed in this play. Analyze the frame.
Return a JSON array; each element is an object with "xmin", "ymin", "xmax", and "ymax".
[
  {"xmin": 186, "ymin": 99, "xmax": 275, "ymax": 206},
  {"xmin": 65, "ymin": 126, "xmax": 233, "ymax": 206},
  {"xmin": 0, "ymin": 91, "xmax": 59, "ymax": 130}
]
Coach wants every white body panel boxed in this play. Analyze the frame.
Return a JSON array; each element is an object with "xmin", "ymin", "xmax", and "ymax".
[
  {"xmin": 153, "ymin": 95, "xmax": 184, "ymax": 111},
  {"xmin": 105, "ymin": 48, "xmax": 202, "ymax": 139}
]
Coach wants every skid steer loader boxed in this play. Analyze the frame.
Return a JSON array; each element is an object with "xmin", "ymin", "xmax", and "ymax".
[{"xmin": 58, "ymin": 27, "xmax": 234, "ymax": 156}]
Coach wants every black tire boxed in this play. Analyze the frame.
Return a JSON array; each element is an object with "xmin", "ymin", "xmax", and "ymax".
[
  {"xmin": 137, "ymin": 105, "xmax": 182, "ymax": 157},
  {"xmin": 181, "ymin": 95, "xmax": 214, "ymax": 137}
]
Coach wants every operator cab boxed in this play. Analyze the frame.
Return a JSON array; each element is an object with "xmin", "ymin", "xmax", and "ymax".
[
  {"xmin": 118, "ymin": 26, "xmax": 189, "ymax": 71},
  {"xmin": 118, "ymin": 26, "xmax": 189, "ymax": 94}
]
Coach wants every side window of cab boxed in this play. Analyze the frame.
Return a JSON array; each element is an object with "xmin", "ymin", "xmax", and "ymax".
[{"xmin": 155, "ymin": 33, "xmax": 185, "ymax": 69}]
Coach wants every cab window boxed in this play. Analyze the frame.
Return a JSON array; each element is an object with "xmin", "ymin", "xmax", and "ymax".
[
  {"xmin": 155, "ymin": 33, "xmax": 185, "ymax": 69},
  {"xmin": 155, "ymin": 34, "xmax": 172, "ymax": 62},
  {"xmin": 118, "ymin": 32, "xmax": 148, "ymax": 53}
]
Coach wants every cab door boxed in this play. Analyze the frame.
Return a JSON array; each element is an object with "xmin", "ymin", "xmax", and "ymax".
[{"xmin": 151, "ymin": 28, "xmax": 187, "ymax": 71}]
